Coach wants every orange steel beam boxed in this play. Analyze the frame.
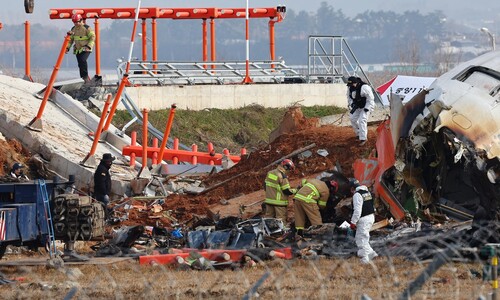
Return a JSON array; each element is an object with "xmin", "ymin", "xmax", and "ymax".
[
  {"xmin": 157, "ymin": 104, "xmax": 177, "ymax": 164},
  {"xmin": 24, "ymin": 21, "xmax": 33, "ymax": 81},
  {"xmin": 151, "ymin": 18, "xmax": 158, "ymax": 68},
  {"xmin": 141, "ymin": 108, "xmax": 149, "ymax": 170},
  {"xmin": 103, "ymin": 74, "xmax": 128, "ymax": 131},
  {"xmin": 152, "ymin": 138, "xmax": 158, "ymax": 165},
  {"xmin": 122, "ymin": 145, "xmax": 242, "ymax": 166},
  {"xmin": 49, "ymin": 7, "xmax": 280, "ymax": 20},
  {"xmin": 49, "ymin": 8, "xmax": 160, "ymax": 20},
  {"xmin": 141, "ymin": 19, "xmax": 147, "ymax": 61},
  {"xmin": 217, "ymin": 8, "xmax": 279, "ymax": 19},
  {"xmin": 27, "ymin": 32, "xmax": 71, "ymax": 130},
  {"xmin": 94, "ymin": 18, "xmax": 101, "ymax": 77},
  {"xmin": 90, "ymin": 94, "xmax": 112, "ymax": 155},
  {"xmin": 130, "ymin": 131, "xmax": 137, "ymax": 167},
  {"xmin": 172, "ymin": 138, "xmax": 179, "ymax": 164},
  {"xmin": 210, "ymin": 18, "xmax": 216, "ymax": 68},
  {"xmin": 81, "ymin": 94, "xmax": 112, "ymax": 165},
  {"xmin": 202, "ymin": 19, "xmax": 207, "ymax": 65},
  {"xmin": 269, "ymin": 20, "xmax": 276, "ymax": 63}
]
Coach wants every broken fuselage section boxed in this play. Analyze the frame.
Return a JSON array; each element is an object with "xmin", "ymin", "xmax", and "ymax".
[{"xmin": 361, "ymin": 51, "xmax": 500, "ymax": 222}]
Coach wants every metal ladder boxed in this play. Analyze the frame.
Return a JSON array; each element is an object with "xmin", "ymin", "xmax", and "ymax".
[{"xmin": 38, "ymin": 179, "xmax": 56, "ymax": 258}]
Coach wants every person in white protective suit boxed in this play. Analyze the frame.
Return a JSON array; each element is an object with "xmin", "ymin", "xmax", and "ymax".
[
  {"xmin": 346, "ymin": 76, "xmax": 375, "ymax": 146},
  {"xmin": 349, "ymin": 178, "xmax": 378, "ymax": 264}
]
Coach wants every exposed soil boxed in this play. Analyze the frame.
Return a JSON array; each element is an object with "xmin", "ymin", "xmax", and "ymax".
[
  {"xmin": 0, "ymin": 105, "xmax": 377, "ymax": 228},
  {"xmin": 0, "ymin": 137, "xmax": 33, "ymax": 178},
  {"xmin": 117, "ymin": 107, "xmax": 378, "ymax": 227}
]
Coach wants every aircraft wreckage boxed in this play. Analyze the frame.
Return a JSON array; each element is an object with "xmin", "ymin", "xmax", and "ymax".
[{"xmin": 355, "ymin": 50, "xmax": 500, "ymax": 223}]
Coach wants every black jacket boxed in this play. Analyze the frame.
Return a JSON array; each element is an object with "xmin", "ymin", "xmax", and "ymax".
[{"xmin": 94, "ymin": 162, "xmax": 111, "ymax": 197}]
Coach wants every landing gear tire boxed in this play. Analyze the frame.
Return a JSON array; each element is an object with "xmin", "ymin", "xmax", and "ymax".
[{"xmin": 24, "ymin": 0, "xmax": 34, "ymax": 14}]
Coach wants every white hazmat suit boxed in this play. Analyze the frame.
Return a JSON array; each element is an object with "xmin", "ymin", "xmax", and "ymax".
[
  {"xmin": 347, "ymin": 82, "xmax": 375, "ymax": 143},
  {"xmin": 350, "ymin": 185, "xmax": 377, "ymax": 264}
]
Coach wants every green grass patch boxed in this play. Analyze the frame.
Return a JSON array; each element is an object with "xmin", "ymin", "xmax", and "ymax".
[{"xmin": 112, "ymin": 105, "xmax": 345, "ymax": 152}]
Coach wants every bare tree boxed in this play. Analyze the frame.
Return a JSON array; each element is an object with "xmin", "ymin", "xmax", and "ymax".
[
  {"xmin": 393, "ymin": 35, "xmax": 421, "ymax": 76},
  {"xmin": 432, "ymin": 44, "xmax": 462, "ymax": 75}
]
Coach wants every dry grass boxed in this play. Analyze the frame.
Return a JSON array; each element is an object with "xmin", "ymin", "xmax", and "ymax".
[{"xmin": 0, "ymin": 257, "xmax": 490, "ymax": 299}]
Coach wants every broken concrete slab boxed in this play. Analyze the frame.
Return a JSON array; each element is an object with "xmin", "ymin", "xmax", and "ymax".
[{"xmin": 0, "ymin": 75, "xmax": 136, "ymax": 199}]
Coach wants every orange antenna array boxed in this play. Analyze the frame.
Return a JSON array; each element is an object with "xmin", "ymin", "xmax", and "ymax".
[{"xmin": 48, "ymin": 6, "xmax": 286, "ymax": 78}]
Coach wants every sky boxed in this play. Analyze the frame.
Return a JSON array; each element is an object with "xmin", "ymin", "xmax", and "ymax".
[{"xmin": 1, "ymin": 0, "xmax": 498, "ymax": 29}]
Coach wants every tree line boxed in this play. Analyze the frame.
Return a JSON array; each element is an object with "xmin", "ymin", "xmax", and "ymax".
[{"xmin": 0, "ymin": 2, "xmax": 457, "ymax": 71}]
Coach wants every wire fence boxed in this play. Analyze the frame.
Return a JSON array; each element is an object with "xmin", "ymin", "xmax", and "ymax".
[{"xmin": 0, "ymin": 221, "xmax": 498, "ymax": 299}]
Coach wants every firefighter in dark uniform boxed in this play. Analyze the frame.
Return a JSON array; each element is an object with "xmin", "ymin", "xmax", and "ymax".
[
  {"xmin": 94, "ymin": 153, "xmax": 115, "ymax": 206},
  {"xmin": 293, "ymin": 178, "xmax": 338, "ymax": 237},
  {"xmin": 264, "ymin": 159, "xmax": 296, "ymax": 224},
  {"xmin": 66, "ymin": 14, "xmax": 96, "ymax": 83},
  {"xmin": 349, "ymin": 178, "xmax": 378, "ymax": 264}
]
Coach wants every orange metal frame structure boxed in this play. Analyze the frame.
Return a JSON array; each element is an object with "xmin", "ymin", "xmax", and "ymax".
[
  {"xmin": 48, "ymin": 6, "xmax": 286, "ymax": 78},
  {"xmin": 119, "ymin": 104, "xmax": 246, "ymax": 167}
]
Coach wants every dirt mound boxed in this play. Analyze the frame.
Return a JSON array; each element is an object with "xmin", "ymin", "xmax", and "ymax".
[
  {"xmin": 123, "ymin": 108, "xmax": 378, "ymax": 227},
  {"xmin": 0, "ymin": 137, "xmax": 32, "ymax": 177}
]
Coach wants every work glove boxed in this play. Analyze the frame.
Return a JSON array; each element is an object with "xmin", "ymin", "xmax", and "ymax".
[
  {"xmin": 363, "ymin": 108, "xmax": 369, "ymax": 112},
  {"xmin": 65, "ymin": 48, "xmax": 70, "ymax": 54},
  {"xmin": 349, "ymin": 222, "xmax": 357, "ymax": 230}
]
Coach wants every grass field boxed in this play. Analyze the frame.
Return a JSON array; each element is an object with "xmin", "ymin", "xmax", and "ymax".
[{"xmin": 0, "ymin": 256, "xmax": 491, "ymax": 299}]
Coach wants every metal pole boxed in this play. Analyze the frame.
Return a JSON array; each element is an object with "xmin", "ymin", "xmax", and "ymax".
[
  {"xmin": 202, "ymin": 19, "xmax": 208, "ymax": 65},
  {"xmin": 493, "ymin": 251, "xmax": 498, "ymax": 300},
  {"xmin": 103, "ymin": 0, "xmax": 142, "ymax": 131},
  {"xmin": 94, "ymin": 18, "xmax": 101, "ymax": 78},
  {"xmin": 80, "ymin": 94, "xmax": 112, "ymax": 167},
  {"xmin": 125, "ymin": 0, "xmax": 142, "ymax": 74},
  {"xmin": 210, "ymin": 18, "xmax": 216, "ymax": 70},
  {"xmin": 141, "ymin": 18, "xmax": 147, "ymax": 61},
  {"xmin": 269, "ymin": 19, "xmax": 275, "ymax": 69},
  {"xmin": 157, "ymin": 104, "xmax": 177, "ymax": 164},
  {"xmin": 24, "ymin": 21, "xmax": 33, "ymax": 82},
  {"xmin": 242, "ymin": 0, "xmax": 252, "ymax": 83},
  {"xmin": 130, "ymin": 131, "xmax": 137, "ymax": 167},
  {"xmin": 151, "ymin": 18, "xmax": 157, "ymax": 70},
  {"xmin": 140, "ymin": 108, "xmax": 149, "ymax": 173},
  {"xmin": 27, "ymin": 33, "xmax": 71, "ymax": 131}
]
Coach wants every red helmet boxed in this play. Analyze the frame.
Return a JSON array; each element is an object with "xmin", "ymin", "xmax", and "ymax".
[
  {"xmin": 72, "ymin": 14, "xmax": 83, "ymax": 23},
  {"xmin": 280, "ymin": 159, "xmax": 295, "ymax": 171}
]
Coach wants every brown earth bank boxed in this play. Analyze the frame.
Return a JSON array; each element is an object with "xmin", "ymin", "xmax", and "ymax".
[
  {"xmin": 0, "ymin": 138, "xmax": 32, "ymax": 177},
  {"xmin": 0, "ymin": 105, "xmax": 377, "ymax": 228},
  {"xmin": 121, "ymin": 122, "xmax": 378, "ymax": 228}
]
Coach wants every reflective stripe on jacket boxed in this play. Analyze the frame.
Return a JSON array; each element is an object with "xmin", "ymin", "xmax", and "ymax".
[
  {"xmin": 293, "ymin": 178, "xmax": 329, "ymax": 208},
  {"xmin": 264, "ymin": 166, "xmax": 291, "ymax": 206},
  {"xmin": 67, "ymin": 24, "xmax": 95, "ymax": 55}
]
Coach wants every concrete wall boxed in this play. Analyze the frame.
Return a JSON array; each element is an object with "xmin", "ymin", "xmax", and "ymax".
[{"xmin": 124, "ymin": 83, "xmax": 348, "ymax": 111}]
